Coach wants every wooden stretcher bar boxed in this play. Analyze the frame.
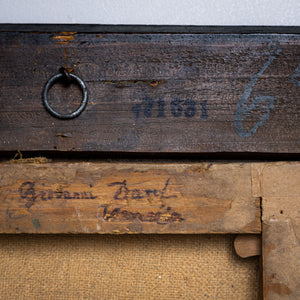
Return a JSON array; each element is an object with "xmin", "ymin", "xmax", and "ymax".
[
  {"xmin": 0, "ymin": 160, "xmax": 299, "ymax": 298},
  {"xmin": 0, "ymin": 27, "xmax": 299, "ymax": 154},
  {"xmin": 1, "ymin": 160, "xmax": 299, "ymax": 298},
  {"xmin": 0, "ymin": 161, "xmax": 260, "ymax": 234},
  {"xmin": 1, "ymin": 25, "xmax": 299, "ymax": 299}
]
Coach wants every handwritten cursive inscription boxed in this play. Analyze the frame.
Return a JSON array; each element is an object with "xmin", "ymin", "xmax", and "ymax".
[
  {"xmin": 98, "ymin": 205, "xmax": 184, "ymax": 225},
  {"xmin": 107, "ymin": 178, "xmax": 177, "ymax": 205},
  {"xmin": 19, "ymin": 181, "xmax": 97, "ymax": 209}
]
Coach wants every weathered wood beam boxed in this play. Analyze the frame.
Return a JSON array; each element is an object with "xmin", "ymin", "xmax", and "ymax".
[
  {"xmin": 0, "ymin": 161, "xmax": 260, "ymax": 234},
  {"xmin": 254, "ymin": 163, "xmax": 300, "ymax": 299},
  {"xmin": 1, "ymin": 32, "xmax": 299, "ymax": 153}
]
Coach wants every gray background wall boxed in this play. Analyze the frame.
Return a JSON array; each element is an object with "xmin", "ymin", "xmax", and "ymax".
[{"xmin": 0, "ymin": 0, "xmax": 299, "ymax": 25}]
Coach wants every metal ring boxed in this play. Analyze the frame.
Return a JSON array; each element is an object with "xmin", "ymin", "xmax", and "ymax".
[{"xmin": 42, "ymin": 73, "xmax": 88, "ymax": 119}]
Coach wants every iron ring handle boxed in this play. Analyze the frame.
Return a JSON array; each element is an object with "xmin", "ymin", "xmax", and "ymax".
[{"xmin": 42, "ymin": 72, "xmax": 88, "ymax": 119}]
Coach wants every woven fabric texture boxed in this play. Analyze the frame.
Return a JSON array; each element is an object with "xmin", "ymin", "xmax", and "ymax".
[{"xmin": 0, "ymin": 234, "xmax": 259, "ymax": 299}]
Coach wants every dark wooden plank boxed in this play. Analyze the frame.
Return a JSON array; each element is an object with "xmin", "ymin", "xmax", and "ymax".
[
  {"xmin": 0, "ymin": 32, "xmax": 299, "ymax": 153},
  {"xmin": 0, "ymin": 161, "xmax": 261, "ymax": 234},
  {"xmin": 1, "ymin": 24, "xmax": 300, "ymax": 34}
]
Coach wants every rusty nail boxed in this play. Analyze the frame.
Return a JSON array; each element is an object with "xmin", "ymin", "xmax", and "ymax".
[{"xmin": 59, "ymin": 67, "xmax": 72, "ymax": 83}]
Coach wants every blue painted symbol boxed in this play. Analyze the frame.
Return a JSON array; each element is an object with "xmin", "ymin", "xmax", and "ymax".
[
  {"xmin": 234, "ymin": 49, "xmax": 282, "ymax": 137},
  {"xmin": 291, "ymin": 63, "xmax": 300, "ymax": 87}
]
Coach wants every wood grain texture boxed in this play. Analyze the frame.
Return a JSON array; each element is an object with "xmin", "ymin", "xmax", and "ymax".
[
  {"xmin": 234, "ymin": 235, "xmax": 261, "ymax": 258},
  {"xmin": 0, "ymin": 32, "xmax": 299, "ymax": 153},
  {"xmin": 0, "ymin": 161, "xmax": 260, "ymax": 234},
  {"xmin": 261, "ymin": 163, "xmax": 300, "ymax": 299}
]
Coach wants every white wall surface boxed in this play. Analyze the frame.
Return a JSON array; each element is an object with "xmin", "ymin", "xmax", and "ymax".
[{"xmin": 0, "ymin": 0, "xmax": 299, "ymax": 25}]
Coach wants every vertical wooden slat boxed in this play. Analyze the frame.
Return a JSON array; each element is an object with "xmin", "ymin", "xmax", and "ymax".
[{"xmin": 262, "ymin": 163, "xmax": 300, "ymax": 299}]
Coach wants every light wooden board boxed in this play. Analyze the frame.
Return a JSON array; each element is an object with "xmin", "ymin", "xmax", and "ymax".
[
  {"xmin": 252, "ymin": 163, "xmax": 300, "ymax": 299},
  {"xmin": 2, "ymin": 160, "xmax": 300, "ymax": 299},
  {"xmin": 234, "ymin": 235, "xmax": 261, "ymax": 258},
  {"xmin": 0, "ymin": 161, "xmax": 260, "ymax": 234}
]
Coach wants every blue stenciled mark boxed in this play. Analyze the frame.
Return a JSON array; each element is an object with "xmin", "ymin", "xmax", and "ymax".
[
  {"xmin": 291, "ymin": 63, "xmax": 300, "ymax": 87},
  {"xmin": 132, "ymin": 97, "xmax": 206, "ymax": 119},
  {"xmin": 234, "ymin": 49, "xmax": 282, "ymax": 138}
]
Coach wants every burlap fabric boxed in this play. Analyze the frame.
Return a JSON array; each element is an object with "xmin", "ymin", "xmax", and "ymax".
[{"xmin": 0, "ymin": 234, "xmax": 259, "ymax": 299}]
